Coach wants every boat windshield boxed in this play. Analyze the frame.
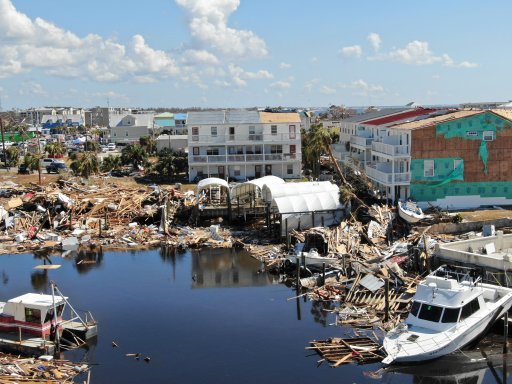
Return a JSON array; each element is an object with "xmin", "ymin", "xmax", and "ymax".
[{"xmin": 418, "ymin": 304, "xmax": 443, "ymax": 322}]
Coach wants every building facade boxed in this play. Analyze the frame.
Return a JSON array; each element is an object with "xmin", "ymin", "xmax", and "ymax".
[
  {"xmin": 109, "ymin": 112, "xmax": 155, "ymax": 145},
  {"xmin": 187, "ymin": 110, "xmax": 302, "ymax": 182}
]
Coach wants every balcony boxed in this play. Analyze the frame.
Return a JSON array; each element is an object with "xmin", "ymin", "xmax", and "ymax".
[
  {"xmin": 371, "ymin": 141, "xmax": 410, "ymax": 157},
  {"xmin": 189, "ymin": 153, "xmax": 301, "ymax": 165},
  {"xmin": 350, "ymin": 135, "xmax": 373, "ymax": 149},
  {"xmin": 365, "ymin": 162, "xmax": 410, "ymax": 185},
  {"xmin": 189, "ymin": 133, "xmax": 300, "ymax": 144}
]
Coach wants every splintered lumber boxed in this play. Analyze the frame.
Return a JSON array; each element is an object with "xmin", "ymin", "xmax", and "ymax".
[{"xmin": 308, "ymin": 337, "xmax": 384, "ymax": 367}]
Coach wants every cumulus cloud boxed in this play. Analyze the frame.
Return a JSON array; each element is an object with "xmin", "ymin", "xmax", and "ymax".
[
  {"xmin": 182, "ymin": 49, "xmax": 220, "ymax": 65},
  {"xmin": 339, "ymin": 45, "xmax": 362, "ymax": 58},
  {"xmin": 228, "ymin": 63, "xmax": 273, "ymax": 87},
  {"xmin": 319, "ymin": 86, "xmax": 336, "ymax": 94},
  {"xmin": 279, "ymin": 62, "xmax": 291, "ymax": 69},
  {"xmin": 269, "ymin": 80, "xmax": 291, "ymax": 89},
  {"xmin": 340, "ymin": 79, "xmax": 385, "ymax": 97},
  {"xmin": 175, "ymin": 0, "xmax": 267, "ymax": 58},
  {"xmin": 388, "ymin": 40, "xmax": 478, "ymax": 68},
  {"xmin": 367, "ymin": 33, "xmax": 381, "ymax": 52},
  {"xmin": 19, "ymin": 81, "xmax": 47, "ymax": 96}
]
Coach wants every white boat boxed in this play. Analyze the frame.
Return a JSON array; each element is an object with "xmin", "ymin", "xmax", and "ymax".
[
  {"xmin": 398, "ymin": 200, "xmax": 425, "ymax": 223},
  {"xmin": 382, "ymin": 265, "xmax": 512, "ymax": 364},
  {"xmin": 285, "ymin": 247, "xmax": 338, "ymax": 267}
]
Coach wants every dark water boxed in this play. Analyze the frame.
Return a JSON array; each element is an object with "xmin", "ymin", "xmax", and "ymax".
[{"xmin": 0, "ymin": 247, "xmax": 510, "ymax": 383}]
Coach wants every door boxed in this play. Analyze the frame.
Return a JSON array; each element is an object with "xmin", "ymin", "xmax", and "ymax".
[
  {"xmin": 265, "ymin": 164, "xmax": 272, "ymax": 175},
  {"xmin": 289, "ymin": 125, "xmax": 296, "ymax": 139},
  {"xmin": 218, "ymin": 166, "xmax": 225, "ymax": 180},
  {"xmin": 255, "ymin": 165, "xmax": 262, "ymax": 178},
  {"xmin": 290, "ymin": 145, "xmax": 296, "ymax": 159}
]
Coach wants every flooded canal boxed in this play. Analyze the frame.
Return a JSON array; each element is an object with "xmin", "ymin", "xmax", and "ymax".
[{"xmin": 0, "ymin": 247, "xmax": 510, "ymax": 383}]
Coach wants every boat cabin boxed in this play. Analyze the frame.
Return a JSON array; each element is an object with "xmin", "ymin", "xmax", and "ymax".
[{"xmin": 0, "ymin": 293, "xmax": 66, "ymax": 337}]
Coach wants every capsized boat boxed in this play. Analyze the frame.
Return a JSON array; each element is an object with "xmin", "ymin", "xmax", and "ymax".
[
  {"xmin": 398, "ymin": 200, "xmax": 425, "ymax": 223},
  {"xmin": 382, "ymin": 265, "xmax": 512, "ymax": 364}
]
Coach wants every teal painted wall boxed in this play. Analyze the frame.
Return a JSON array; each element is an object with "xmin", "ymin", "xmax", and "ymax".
[
  {"xmin": 411, "ymin": 181, "xmax": 512, "ymax": 201},
  {"xmin": 435, "ymin": 111, "xmax": 512, "ymax": 140}
]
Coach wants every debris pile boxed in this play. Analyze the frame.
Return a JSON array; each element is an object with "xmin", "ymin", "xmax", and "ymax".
[
  {"xmin": 308, "ymin": 337, "xmax": 385, "ymax": 367},
  {"xmin": 0, "ymin": 353, "xmax": 89, "ymax": 383}
]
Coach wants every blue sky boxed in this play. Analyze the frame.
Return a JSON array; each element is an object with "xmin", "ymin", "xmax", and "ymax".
[{"xmin": 1, "ymin": 0, "xmax": 511, "ymax": 109}]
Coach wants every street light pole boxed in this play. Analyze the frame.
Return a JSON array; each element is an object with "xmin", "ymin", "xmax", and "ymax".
[{"xmin": 0, "ymin": 117, "xmax": 6, "ymax": 168}]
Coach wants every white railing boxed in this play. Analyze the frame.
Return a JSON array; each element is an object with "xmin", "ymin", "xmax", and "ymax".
[
  {"xmin": 189, "ymin": 133, "xmax": 300, "ymax": 144},
  {"xmin": 372, "ymin": 141, "xmax": 410, "ymax": 157},
  {"xmin": 365, "ymin": 163, "xmax": 410, "ymax": 185},
  {"xmin": 189, "ymin": 153, "xmax": 302, "ymax": 164},
  {"xmin": 350, "ymin": 136, "xmax": 373, "ymax": 147}
]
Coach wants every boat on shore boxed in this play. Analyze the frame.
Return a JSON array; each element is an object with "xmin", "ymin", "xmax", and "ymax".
[
  {"xmin": 382, "ymin": 264, "xmax": 512, "ymax": 364},
  {"xmin": 398, "ymin": 200, "xmax": 425, "ymax": 223},
  {"xmin": 285, "ymin": 246, "xmax": 338, "ymax": 267}
]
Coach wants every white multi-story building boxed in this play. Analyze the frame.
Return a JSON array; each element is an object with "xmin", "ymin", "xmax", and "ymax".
[
  {"xmin": 109, "ymin": 112, "xmax": 155, "ymax": 145},
  {"xmin": 187, "ymin": 110, "xmax": 302, "ymax": 182}
]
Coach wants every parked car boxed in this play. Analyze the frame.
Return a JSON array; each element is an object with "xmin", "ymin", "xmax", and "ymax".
[
  {"xmin": 17, "ymin": 164, "xmax": 31, "ymax": 174},
  {"xmin": 40, "ymin": 158, "xmax": 64, "ymax": 168},
  {"xmin": 107, "ymin": 143, "xmax": 116, "ymax": 151},
  {"xmin": 46, "ymin": 162, "xmax": 68, "ymax": 174}
]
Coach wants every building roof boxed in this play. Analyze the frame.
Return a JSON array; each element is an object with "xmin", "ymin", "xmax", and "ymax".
[
  {"xmin": 340, "ymin": 108, "xmax": 411, "ymax": 123},
  {"xmin": 259, "ymin": 112, "xmax": 301, "ymax": 123},
  {"xmin": 390, "ymin": 110, "xmax": 483, "ymax": 130},
  {"xmin": 8, "ymin": 293, "xmax": 66, "ymax": 309},
  {"xmin": 109, "ymin": 113, "xmax": 154, "ymax": 128},
  {"xmin": 360, "ymin": 108, "xmax": 440, "ymax": 126},
  {"xmin": 155, "ymin": 112, "xmax": 174, "ymax": 118},
  {"xmin": 174, "ymin": 113, "xmax": 187, "ymax": 120},
  {"xmin": 491, "ymin": 109, "xmax": 512, "ymax": 121},
  {"xmin": 187, "ymin": 110, "xmax": 260, "ymax": 125}
]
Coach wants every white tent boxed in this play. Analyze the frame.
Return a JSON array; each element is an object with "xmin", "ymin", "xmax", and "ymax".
[
  {"xmin": 230, "ymin": 175, "xmax": 284, "ymax": 203},
  {"xmin": 262, "ymin": 181, "xmax": 337, "ymax": 204},
  {"xmin": 197, "ymin": 177, "xmax": 229, "ymax": 193}
]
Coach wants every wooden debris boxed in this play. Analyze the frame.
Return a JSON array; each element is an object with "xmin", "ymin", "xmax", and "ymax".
[{"xmin": 308, "ymin": 337, "xmax": 385, "ymax": 367}]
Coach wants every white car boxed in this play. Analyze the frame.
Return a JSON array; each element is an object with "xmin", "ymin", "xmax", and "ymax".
[
  {"xmin": 107, "ymin": 143, "xmax": 116, "ymax": 151},
  {"xmin": 40, "ymin": 158, "xmax": 65, "ymax": 168}
]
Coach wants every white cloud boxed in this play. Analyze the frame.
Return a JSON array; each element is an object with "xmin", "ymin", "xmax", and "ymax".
[
  {"xmin": 367, "ymin": 33, "xmax": 381, "ymax": 51},
  {"xmin": 182, "ymin": 49, "xmax": 219, "ymax": 65},
  {"xmin": 339, "ymin": 45, "xmax": 362, "ymax": 58},
  {"xmin": 311, "ymin": 57, "xmax": 318, "ymax": 63},
  {"xmin": 319, "ymin": 86, "xmax": 336, "ymax": 94},
  {"xmin": 175, "ymin": 0, "xmax": 267, "ymax": 58},
  {"xmin": 269, "ymin": 80, "xmax": 291, "ymax": 89},
  {"xmin": 228, "ymin": 63, "xmax": 273, "ymax": 87},
  {"xmin": 279, "ymin": 62, "xmax": 291, "ymax": 69},
  {"xmin": 304, "ymin": 78, "xmax": 320, "ymax": 92},
  {"xmin": 340, "ymin": 79, "xmax": 385, "ymax": 97},
  {"xmin": 388, "ymin": 40, "xmax": 478, "ymax": 68},
  {"xmin": 19, "ymin": 81, "xmax": 47, "ymax": 96}
]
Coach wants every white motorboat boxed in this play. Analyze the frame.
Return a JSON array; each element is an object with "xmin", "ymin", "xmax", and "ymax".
[
  {"xmin": 285, "ymin": 247, "xmax": 338, "ymax": 267},
  {"xmin": 398, "ymin": 200, "xmax": 425, "ymax": 223},
  {"xmin": 382, "ymin": 265, "xmax": 512, "ymax": 364}
]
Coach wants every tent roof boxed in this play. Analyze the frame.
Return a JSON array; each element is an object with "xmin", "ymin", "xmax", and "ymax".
[
  {"xmin": 230, "ymin": 175, "xmax": 285, "ymax": 200},
  {"xmin": 197, "ymin": 177, "xmax": 229, "ymax": 192},
  {"xmin": 273, "ymin": 190, "xmax": 341, "ymax": 214},
  {"xmin": 262, "ymin": 181, "xmax": 338, "ymax": 203}
]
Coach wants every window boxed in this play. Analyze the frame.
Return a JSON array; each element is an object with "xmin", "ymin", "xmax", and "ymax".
[
  {"xmin": 483, "ymin": 131, "xmax": 494, "ymax": 141},
  {"xmin": 410, "ymin": 301, "xmax": 421, "ymax": 317},
  {"xmin": 270, "ymin": 145, "xmax": 282, "ymax": 154},
  {"xmin": 467, "ymin": 131, "xmax": 478, "ymax": 136},
  {"xmin": 249, "ymin": 126, "xmax": 255, "ymax": 135},
  {"xmin": 441, "ymin": 307, "xmax": 460, "ymax": 323},
  {"xmin": 287, "ymin": 164, "xmax": 293, "ymax": 175},
  {"xmin": 192, "ymin": 127, "xmax": 199, "ymax": 141},
  {"xmin": 211, "ymin": 127, "xmax": 217, "ymax": 137},
  {"xmin": 460, "ymin": 298, "xmax": 480, "ymax": 321},
  {"xmin": 289, "ymin": 125, "xmax": 296, "ymax": 139},
  {"xmin": 206, "ymin": 148, "xmax": 219, "ymax": 156},
  {"xmin": 454, "ymin": 159, "xmax": 463, "ymax": 170},
  {"xmin": 271, "ymin": 125, "xmax": 277, "ymax": 136},
  {"xmin": 125, "ymin": 131, "xmax": 129, "ymax": 136},
  {"xmin": 418, "ymin": 304, "xmax": 443, "ymax": 322},
  {"xmin": 25, "ymin": 307, "xmax": 41, "ymax": 323},
  {"xmin": 424, "ymin": 160, "xmax": 435, "ymax": 177},
  {"xmin": 193, "ymin": 147, "xmax": 199, "ymax": 155},
  {"xmin": 234, "ymin": 166, "xmax": 240, "ymax": 176},
  {"xmin": 113, "ymin": 132, "xmax": 117, "ymax": 137}
]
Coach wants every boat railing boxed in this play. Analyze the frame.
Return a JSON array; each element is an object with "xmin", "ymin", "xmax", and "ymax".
[{"xmin": 432, "ymin": 265, "xmax": 481, "ymax": 285}]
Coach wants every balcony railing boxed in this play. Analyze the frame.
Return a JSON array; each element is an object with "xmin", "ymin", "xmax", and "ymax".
[
  {"xmin": 371, "ymin": 141, "xmax": 410, "ymax": 157},
  {"xmin": 350, "ymin": 135, "xmax": 373, "ymax": 148},
  {"xmin": 189, "ymin": 133, "xmax": 300, "ymax": 144},
  {"xmin": 189, "ymin": 153, "xmax": 301, "ymax": 164},
  {"xmin": 365, "ymin": 163, "xmax": 410, "ymax": 185}
]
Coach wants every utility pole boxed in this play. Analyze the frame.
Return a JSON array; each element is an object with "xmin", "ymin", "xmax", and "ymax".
[{"xmin": 0, "ymin": 94, "xmax": 6, "ymax": 169}]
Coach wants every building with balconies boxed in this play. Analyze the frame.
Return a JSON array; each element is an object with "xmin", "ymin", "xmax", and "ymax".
[{"xmin": 187, "ymin": 110, "xmax": 302, "ymax": 182}]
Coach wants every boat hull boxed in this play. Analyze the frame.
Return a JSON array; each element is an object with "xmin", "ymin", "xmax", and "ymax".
[{"xmin": 398, "ymin": 202, "xmax": 424, "ymax": 223}]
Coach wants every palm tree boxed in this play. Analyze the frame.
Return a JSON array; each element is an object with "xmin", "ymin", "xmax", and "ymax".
[
  {"xmin": 5, "ymin": 146, "xmax": 19, "ymax": 167},
  {"xmin": 45, "ymin": 142, "xmax": 66, "ymax": 158},
  {"xmin": 101, "ymin": 154, "xmax": 122, "ymax": 172},
  {"xmin": 23, "ymin": 153, "xmax": 40, "ymax": 171},
  {"xmin": 121, "ymin": 144, "xmax": 148, "ymax": 169},
  {"xmin": 154, "ymin": 149, "xmax": 188, "ymax": 180},
  {"xmin": 139, "ymin": 136, "xmax": 157, "ymax": 155},
  {"xmin": 70, "ymin": 152, "xmax": 99, "ymax": 178}
]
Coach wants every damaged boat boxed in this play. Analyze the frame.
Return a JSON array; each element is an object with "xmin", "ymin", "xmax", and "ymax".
[
  {"xmin": 382, "ymin": 265, "xmax": 512, "ymax": 364},
  {"xmin": 397, "ymin": 200, "xmax": 425, "ymax": 224}
]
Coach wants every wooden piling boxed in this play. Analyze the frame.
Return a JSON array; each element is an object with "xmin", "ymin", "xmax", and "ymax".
[
  {"xmin": 504, "ymin": 312, "xmax": 509, "ymax": 354},
  {"xmin": 322, "ymin": 262, "xmax": 326, "ymax": 286},
  {"xmin": 384, "ymin": 277, "xmax": 390, "ymax": 322}
]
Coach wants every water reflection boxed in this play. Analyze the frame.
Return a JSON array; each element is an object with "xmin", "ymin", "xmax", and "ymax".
[
  {"xmin": 379, "ymin": 348, "xmax": 512, "ymax": 384},
  {"xmin": 191, "ymin": 248, "xmax": 271, "ymax": 288},
  {"xmin": 310, "ymin": 300, "xmax": 334, "ymax": 326},
  {"xmin": 74, "ymin": 247, "xmax": 104, "ymax": 274}
]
